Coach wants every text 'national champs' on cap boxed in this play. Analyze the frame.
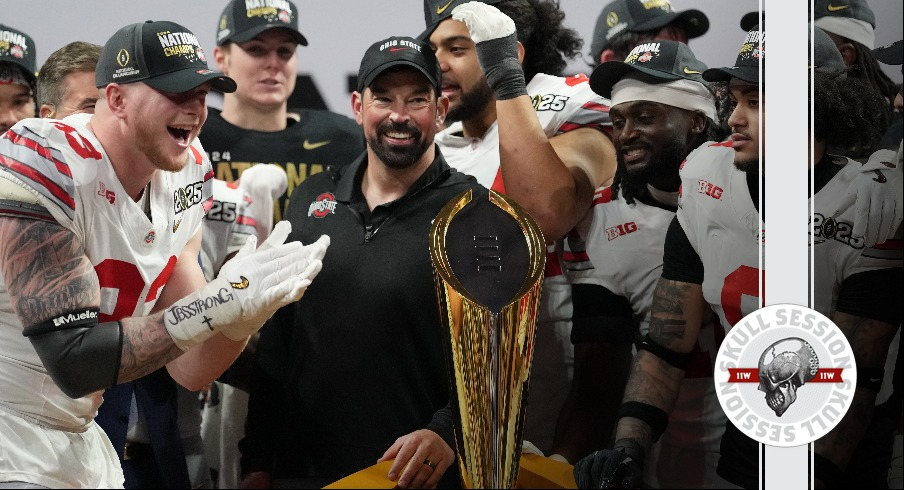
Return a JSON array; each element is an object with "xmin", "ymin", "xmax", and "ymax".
[
  {"xmin": 357, "ymin": 36, "xmax": 441, "ymax": 94},
  {"xmin": 216, "ymin": 0, "xmax": 307, "ymax": 46},
  {"xmin": 0, "ymin": 23, "xmax": 37, "ymax": 87},
  {"xmin": 96, "ymin": 20, "xmax": 237, "ymax": 94}
]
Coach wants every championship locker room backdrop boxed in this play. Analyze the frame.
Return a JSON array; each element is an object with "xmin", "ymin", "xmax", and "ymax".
[{"xmin": 5, "ymin": 0, "xmax": 901, "ymax": 118}]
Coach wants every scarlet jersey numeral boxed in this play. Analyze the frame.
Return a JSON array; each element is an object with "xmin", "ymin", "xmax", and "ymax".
[
  {"xmin": 95, "ymin": 257, "xmax": 177, "ymax": 321},
  {"xmin": 51, "ymin": 122, "xmax": 102, "ymax": 160},
  {"xmin": 721, "ymin": 265, "xmax": 763, "ymax": 327}
]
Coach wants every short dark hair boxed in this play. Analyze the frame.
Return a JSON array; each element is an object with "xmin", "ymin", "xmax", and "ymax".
[
  {"xmin": 37, "ymin": 41, "xmax": 101, "ymax": 108},
  {"xmin": 813, "ymin": 71, "xmax": 887, "ymax": 153},
  {"xmin": 497, "ymin": 0, "xmax": 582, "ymax": 80}
]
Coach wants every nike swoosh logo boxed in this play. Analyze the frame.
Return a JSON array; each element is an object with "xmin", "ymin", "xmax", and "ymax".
[
  {"xmin": 230, "ymin": 276, "xmax": 250, "ymax": 289},
  {"xmin": 683, "ymin": 67, "xmax": 702, "ymax": 74},
  {"xmin": 872, "ymin": 169, "xmax": 887, "ymax": 183},
  {"xmin": 303, "ymin": 139, "xmax": 330, "ymax": 150},
  {"xmin": 827, "ymin": 4, "xmax": 849, "ymax": 11},
  {"xmin": 436, "ymin": 0, "xmax": 455, "ymax": 14}
]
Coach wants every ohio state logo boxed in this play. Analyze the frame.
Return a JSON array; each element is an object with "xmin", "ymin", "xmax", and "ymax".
[
  {"xmin": 714, "ymin": 304, "xmax": 855, "ymax": 447},
  {"xmin": 308, "ymin": 192, "xmax": 338, "ymax": 218}
]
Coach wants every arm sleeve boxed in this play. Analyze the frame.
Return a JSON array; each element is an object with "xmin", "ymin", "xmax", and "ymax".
[
  {"xmin": 835, "ymin": 267, "xmax": 904, "ymax": 325},
  {"xmin": 661, "ymin": 216, "xmax": 704, "ymax": 284},
  {"xmin": 426, "ymin": 403, "xmax": 457, "ymax": 452},
  {"xmin": 571, "ymin": 283, "xmax": 636, "ymax": 344}
]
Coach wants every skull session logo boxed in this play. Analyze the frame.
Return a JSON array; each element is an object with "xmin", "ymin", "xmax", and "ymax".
[{"xmin": 714, "ymin": 304, "xmax": 856, "ymax": 447}]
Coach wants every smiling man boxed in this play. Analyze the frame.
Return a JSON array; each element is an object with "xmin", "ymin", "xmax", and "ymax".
[
  {"xmin": 0, "ymin": 19, "xmax": 328, "ymax": 488},
  {"xmin": 37, "ymin": 41, "xmax": 102, "ymax": 119}
]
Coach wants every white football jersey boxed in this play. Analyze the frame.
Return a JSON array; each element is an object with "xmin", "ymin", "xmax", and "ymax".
[
  {"xmin": 677, "ymin": 142, "xmax": 763, "ymax": 330},
  {"xmin": 0, "ymin": 114, "xmax": 211, "ymax": 487},
  {"xmin": 435, "ymin": 72, "xmax": 611, "ymax": 451},
  {"xmin": 573, "ymin": 186, "xmax": 727, "ymax": 488},
  {"xmin": 200, "ymin": 180, "xmax": 257, "ymax": 281}
]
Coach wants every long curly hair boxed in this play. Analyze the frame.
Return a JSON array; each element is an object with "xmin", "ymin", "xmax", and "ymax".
[
  {"xmin": 497, "ymin": 0, "xmax": 583, "ymax": 80},
  {"xmin": 813, "ymin": 72, "xmax": 887, "ymax": 154}
]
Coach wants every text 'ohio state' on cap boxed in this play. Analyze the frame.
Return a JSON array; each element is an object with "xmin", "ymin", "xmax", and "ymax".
[
  {"xmin": 357, "ymin": 36, "xmax": 441, "ymax": 94},
  {"xmin": 96, "ymin": 20, "xmax": 236, "ymax": 94},
  {"xmin": 216, "ymin": 0, "xmax": 307, "ymax": 46}
]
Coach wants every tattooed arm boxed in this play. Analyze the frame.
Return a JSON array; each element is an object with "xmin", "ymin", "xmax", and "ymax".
[
  {"xmin": 0, "ymin": 216, "xmax": 181, "ymax": 390},
  {"xmin": 614, "ymin": 277, "xmax": 707, "ymax": 451}
]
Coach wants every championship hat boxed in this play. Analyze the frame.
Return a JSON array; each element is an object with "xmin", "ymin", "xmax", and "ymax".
[
  {"xmin": 872, "ymin": 40, "xmax": 903, "ymax": 65},
  {"xmin": 703, "ymin": 23, "xmax": 764, "ymax": 84},
  {"xmin": 813, "ymin": 0, "xmax": 875, "ymax": 49},
  {"xmin": 589, "ymin": 40, "xmax": 708, "ymax": 98},
  {"xmin": 0, "ymin": 23, "xmax": 37, "ymax": 88},
  {"xmin": 590, "ymin": 0, "xmax": 708, "ymax": 63},
  {"xmin": 590, "ymin": 40, "xmax": 715, "ymax": 121},
  {"xmin": 812, "ymin": 26, "xmax": 846, "ymax": 77},
  {"xmin": 96, "ymin": 20, "xmax": 237, "ymax": 93},
  {"xmin": 419, "ymin": 0, "xmax": 504, "ymax": 40},
  {"xmin": 216, "ymin": 0, "xmax": 307, "ymax": 46},
  {"xmin": 357, "ymin": 36, "xmax": 441, "ymax": 94}
]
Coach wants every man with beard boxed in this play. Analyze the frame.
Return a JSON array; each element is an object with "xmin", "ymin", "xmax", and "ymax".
[
  {"xmin": 421, "ymin": 0, "xmax": 616, "ymax": 455},
  {"xmin": 550, "ymin": 40, "xmax": 733, "ymax": 488},
  {"xmin": 239, "ymin": 36, "xmax": 484, "ymax": 489},
  {"xmin": 0, "ymin": 20, "xmax": 328, "ymax": 488}
]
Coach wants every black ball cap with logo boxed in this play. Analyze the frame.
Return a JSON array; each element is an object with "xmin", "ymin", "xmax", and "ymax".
[
  {"xmin": 96, "ymin": 20, "xmax": 237, "ymax": 94},
  {"xmin": 357, "ymin": 36, "xmax": 441, "ymax": 94},
  {"xmin": 590, "ymin": 0, "xmax": 709, "ymax": 62},
  {"xmin": 0, "ymin": 23, "xmax": 37, "ymax": 87},
  {"xmin": 589, "ymin": 39, "xmax": 709, "ymax": 99},
  {"xmin": 216, "ymin": 0, "xmax": 307, "ymax": 46},
  {"xmin": 418, "ymin": 0, "xmax": 504, "ymax": 40},
  {"xmin": 703, "ymin": 23, "xmax": 764, "ymax": 85}
]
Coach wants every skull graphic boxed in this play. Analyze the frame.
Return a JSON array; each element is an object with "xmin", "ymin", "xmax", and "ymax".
[{"xmin": 757, "ymin": 338, "xmax": 819, "ymax": 417}]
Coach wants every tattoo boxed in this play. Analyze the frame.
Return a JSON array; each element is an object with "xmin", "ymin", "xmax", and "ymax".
[
  {"xmin": 648, "ymin": 278, "xmax": 692, "ymax": 347},
  {"xmin": 118, "ymin": 313, "xmax": 183, "ymax": 382},
  {"xmin": 0, "ymin": 218, "xmax": 99, "ymax": 324},
  {"xmin": 617, "ymin": 350, "xmax": 686, "ymax": 450}
]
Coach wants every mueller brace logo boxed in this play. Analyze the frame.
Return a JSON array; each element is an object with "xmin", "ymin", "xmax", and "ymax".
[
  {"xmin": 308, "ymin": 192, "xmax": 338, "ymax": 218},
  {"xmin": 52, "ymin": 309, "xmax": 98, "ymax": 327},
  {"xmin": 697, "ymin": 179, "xmax": 723, "ymax": 199}
]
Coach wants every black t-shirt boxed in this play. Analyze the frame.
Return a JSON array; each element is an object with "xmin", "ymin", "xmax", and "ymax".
[{"xmin": 198, "ymin": 108, "xmax": 365, "ymax": 222}]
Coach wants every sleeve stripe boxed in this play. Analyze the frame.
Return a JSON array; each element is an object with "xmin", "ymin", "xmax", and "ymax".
[
  {"xmin": 0, "ymin": 154, "xmax": 76, "ymax": 213},
  {"xmin": 582, "ymin": 101, "xmax": 611, "ymax": 113},
  {"xmin": 236, "ymin": 215, "xmax": 257, "ymax": 228},
  {"xmin": 3, "ymin": 128, "xmax": 73, "ymax": 179}
]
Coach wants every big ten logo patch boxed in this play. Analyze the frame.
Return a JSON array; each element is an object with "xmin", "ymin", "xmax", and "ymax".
[
  {"xmin": 697, "ymin": 179, "xmax": 723, "ymax": 199},
  {"xmin": 605, "ymin": 221, "xmax": 637, "ymax": 241},
  {"xmin": 714, "ymin": 304, "xmax": 855, "ymax": 447}
]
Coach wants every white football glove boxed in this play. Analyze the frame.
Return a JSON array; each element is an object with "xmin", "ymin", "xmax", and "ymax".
[
  {"xmin": 836, "ymin": 150, "xmax": 903, "ymax": 247},
  {"xmin": 451, "ymin": 2, "xmax": 526, "ymax": 100},
  {"xmin": 165, "ymin": 221, "xmax": 329, "ymax": 350}
]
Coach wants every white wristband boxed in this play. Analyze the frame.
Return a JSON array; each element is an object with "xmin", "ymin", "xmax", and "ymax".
[{"xmin": 163, "ymin": 276, "xmax": 243, "ymax": 351}]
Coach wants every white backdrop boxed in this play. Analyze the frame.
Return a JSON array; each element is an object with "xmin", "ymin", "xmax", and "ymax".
[{"xmin": 5, "ymin": 0, "xmax": 901, "ymax": 117}]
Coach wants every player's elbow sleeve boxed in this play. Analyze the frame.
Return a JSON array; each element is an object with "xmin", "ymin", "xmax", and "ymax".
[{"xmin": 25, "ymin": 319, "xmax": 123, "ymax": 399}]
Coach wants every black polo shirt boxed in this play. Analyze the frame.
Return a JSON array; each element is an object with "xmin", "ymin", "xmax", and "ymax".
[{"xmin": 243, "ymin": 146, "xmax": 483, "ymax": 485}]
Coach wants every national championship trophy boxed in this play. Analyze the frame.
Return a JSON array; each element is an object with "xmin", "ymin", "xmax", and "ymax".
[{"xmin": 429, "ymin": 189, "xmax": 545, "ymax": 489}]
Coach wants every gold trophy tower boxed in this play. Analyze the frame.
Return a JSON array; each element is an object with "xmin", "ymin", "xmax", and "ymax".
[{"xmin": 429, "ymin": 189, "xmax": 545, "ymax": 489}]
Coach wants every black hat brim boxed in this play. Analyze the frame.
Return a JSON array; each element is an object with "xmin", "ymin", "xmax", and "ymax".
[
  {"xmin": 633, "ymin": 9, "xmax": 710, "ymax": 40},
  {"xmin": 589, "ymin": 61, "xmax": 684, "ymax": 99},
  {"xmin": 702, "ymin": 66, "xmax": 761, "ymax": 84},
  {"xmin": 872, "ymin": 40, "xmax": 903, "ymax": 65},
  {"xmin": 221, "ymin": 24, "xmax": 308, "ymax": 46},
  {"xmin": 144, "ymin": 68, "xmax": 237, "ymax": 94}
]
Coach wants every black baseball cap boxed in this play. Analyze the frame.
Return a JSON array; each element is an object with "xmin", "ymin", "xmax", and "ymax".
[
  {"xmin": 96, "ymin": 21, "xmax": 237, "ymax": 94},
  {"xmin": 812, "ymin": 26, "xmax": 846, "ymax": 77},
  {"xmin": 216, "ymin": 0, "xmax": 307, "ymax": 46},
  {"xmin": 357, "ymin": 36, "xmax": 441, "ymax": 94},
  {"xmin": 872, "ymin": 40, "xmax": 903, "ymax": 66},
  {"xmin": 590, "ymin": 40, "xmax": 708, "ymax": 99},
  {"xmin": 703, "ymin": 23, "xmax": 764, "ymax": 84},
  {"xmin": 0, "ymin": 23, "xmax": 37, "ymax": 88},
  {"xmin": 740, "ymin": 11, "xmax": 763, "ymax": 32},
  {"xmin": 590, "ymin": 0, "xmax": 708, "ymax": 63},
  {"xmin": 418, "ymin": 0, "xmax": 503, "ymax": 41}
]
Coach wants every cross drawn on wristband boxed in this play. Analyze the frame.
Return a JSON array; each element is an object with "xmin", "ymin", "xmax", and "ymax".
[{"xmin": 202, "ymin": 316, "xmax": 214, "ymax": 330}]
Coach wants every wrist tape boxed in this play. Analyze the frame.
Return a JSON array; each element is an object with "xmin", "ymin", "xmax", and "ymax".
[
  {"xmin": 164, "ymin": 276, "xmax": 243, "ymax": 351},
  {"xmin": 475, "ymin": 33, "xmax": 527, "ymax": 101},
  {"xmin": 617, "ymin": 401, "xmax": 669, "ymax": 442}
]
